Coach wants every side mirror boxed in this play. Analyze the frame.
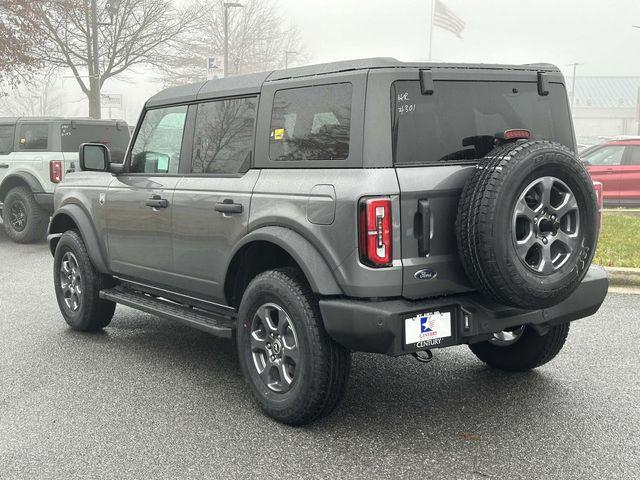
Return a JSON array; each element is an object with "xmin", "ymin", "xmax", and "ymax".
[{"xmin": 79, "ymin": 143, "xmax": 111, "ymax": 172}]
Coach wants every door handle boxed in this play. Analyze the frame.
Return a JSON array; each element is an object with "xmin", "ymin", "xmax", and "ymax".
[
  {"xmin": 145, "ymin": 194, "xmax": 168, "ymax": 209},
  {"xmin": 0, "ymin": 163, "xmax": 8, "ymax": 169},
  {"xmin": 416, "ymin": 199, "xmax": 431, "ymax": 256},
  {"xmin": 214, "ymin": 199, "xmax": 243, "ymax": 215}
]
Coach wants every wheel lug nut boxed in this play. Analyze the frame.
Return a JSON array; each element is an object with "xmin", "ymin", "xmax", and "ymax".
[{"xmin": 542, "ymin": 237, "xmax": 548, "ymax": 244}]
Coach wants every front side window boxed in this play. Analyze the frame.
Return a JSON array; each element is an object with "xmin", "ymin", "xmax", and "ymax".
[
  {"xmin": 269, "ymin": 83, "xmax": 352, "ymax": 162},
  {"xmin": 18, "ymin": 124, "xmax": 48, "ymax": 150},
  {"xmin": 583, "ymin": 146, "xmax": 625, "ymax": 166},
  {"xmin": 129, "ymin": 105, "xmax": 187, "ymax": 174},
  {"xmin": 0, "ymin": 125, "xmax": 14, "ymax": 154},
  {"xmin": 191, "ymin": 97, "xmax": 257, "ymax": 174}
]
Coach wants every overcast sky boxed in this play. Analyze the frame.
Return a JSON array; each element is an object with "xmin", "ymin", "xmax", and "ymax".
[
  {"xmin": 39, "ymin": 0, "xmax": 640, "ymax": 123},
  {"xmin": 281, "ymin": 0, "xmax": 640, "ymax": 78}
]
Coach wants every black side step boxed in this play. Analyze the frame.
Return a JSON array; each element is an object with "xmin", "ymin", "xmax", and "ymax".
[{"xmin": 100, "ymin": 287, "xmax": 235, "ymax": 338}]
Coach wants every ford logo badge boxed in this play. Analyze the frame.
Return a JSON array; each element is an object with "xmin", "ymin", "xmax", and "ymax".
[{"xmin": 414, "ymin": 268, "xmax": 437, "ymax": 280}]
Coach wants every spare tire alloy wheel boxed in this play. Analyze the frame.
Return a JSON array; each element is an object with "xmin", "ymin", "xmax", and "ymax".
[
  {"xmin": 513, "ymin": 176, "xmax": 579, "ymax": 274},
  {"xmin": 456, "ymin": 141, "xmax": 598, "ymax": 310},
  {"xmin": 250, "ymin": 302, "xmax": 299, "ymax": 393}
]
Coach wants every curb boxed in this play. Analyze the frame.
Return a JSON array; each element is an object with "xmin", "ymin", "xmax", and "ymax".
[{"xmin": 605, "ymin": 266, "xmax": 640, "ymax": 287}]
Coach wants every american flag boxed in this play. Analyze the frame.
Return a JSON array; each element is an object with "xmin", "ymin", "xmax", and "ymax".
[{"xmin": 433, "ymin": 0, "xmax": 465, "ymax": 38}]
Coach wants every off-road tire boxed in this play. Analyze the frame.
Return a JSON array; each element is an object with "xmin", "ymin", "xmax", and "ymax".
[
  {"xmin": 469, "ymin": 323, "xmax": 570, "ymax": 372},
  {"xmin": 456, "ymin": 141, "xmax": 598, "ymax": 310},
  {"xmin": 2, "ymin": 186, "xmax": 48, "ymax": 243},
  {"xmin": 236, "ymin": 267, "xmax": 351, "ymax": 426},
  {"xmin": 53, "ymin": 230, "xmax": 116, "ymax": 331}
]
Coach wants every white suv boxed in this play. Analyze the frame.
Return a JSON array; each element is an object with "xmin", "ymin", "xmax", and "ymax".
[{"xmin": 0, "ymin": 117, "xmax": 130, "ymax": 243}]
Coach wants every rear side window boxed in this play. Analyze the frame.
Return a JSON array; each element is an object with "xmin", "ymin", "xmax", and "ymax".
[
  {"xmin": 0, "ymin": 125, "xmax": 14, "ymax": 154},
  {"xmin": 392, "ymin": 81, "xmax": 574, "ymax": 165},
  {"xmin": 18, "ymin": 124, "xmax": 48, "ymax": 150},
  {"xmin": 191, "ymin": 97, "xmax": 257, "ymax": 174},
  {"xmin": 61, "ymin": 123, "xmax": 130, "ymax": 163},
  {"xmin": 269, "ymin": 83, "xmax": 352, "ymax": 162},
  {"xmin": 583, "ymin": 146, "xmax": 624, "ymax": 166},
  {"xmin": 130, "ymin": 105, "xmax": 187, "ymax": 174}
]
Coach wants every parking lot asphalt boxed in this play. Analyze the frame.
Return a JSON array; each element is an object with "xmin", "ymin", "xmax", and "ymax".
[{"xmin": 0, "ymin": 226, "xmax": 639, "ymax": 480}]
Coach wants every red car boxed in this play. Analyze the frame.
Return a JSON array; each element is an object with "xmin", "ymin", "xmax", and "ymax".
[{"xmin": 582, "ymin": 138, "xmax": 640, "ymax": 206}]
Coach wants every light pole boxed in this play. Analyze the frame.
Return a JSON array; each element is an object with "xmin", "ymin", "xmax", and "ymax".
[
  {"xmin": 223, "ymin": 2, "xmax": 243, "ymax": 77},
  {"xmin": 567, "ymin": 62, "xmax": 583, "ymax": 109},
  {"xmin": 284, "ymin": 51, "xmax": 297, "ymax": 69}
]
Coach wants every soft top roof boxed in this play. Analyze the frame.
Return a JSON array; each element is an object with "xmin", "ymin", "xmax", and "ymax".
[{"xmin": 147, "ymin": 57, "xmax": 562, "ymax": 108}]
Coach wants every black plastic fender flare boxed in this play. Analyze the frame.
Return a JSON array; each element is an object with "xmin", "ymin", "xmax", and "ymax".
[
  {"xmin": 227, "ymin": 226, "xmax": 343, "ymax": 296},
  {"xmin": 47, "ymin": 203, "xmax": 110, "ymax": 274},
  {"xmin": 0, "ymin": 171, "xmax": 45, "ymax": 202}
]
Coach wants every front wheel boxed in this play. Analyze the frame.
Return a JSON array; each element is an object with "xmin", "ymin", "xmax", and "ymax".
[
  {"xmin": 53, "ymin": 230, "xmax": 116, "ymax": 331},
  {"xmin": 236, "ymin": 268, "xmax": 351, "ymax": 426},
  {"xmin": 469, "ymin": 323, "xmax": 570, "ymax": 372}
]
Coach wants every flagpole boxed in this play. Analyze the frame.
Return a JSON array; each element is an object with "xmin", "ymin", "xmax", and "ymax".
[{"xmin": 428, "ymin": 0, "xmax": 436, "ymax": 61}]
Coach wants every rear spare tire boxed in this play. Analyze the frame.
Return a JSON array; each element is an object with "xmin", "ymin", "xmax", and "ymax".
[{"xmin": 456, "ymin": 140, "xmax": 598, "ymax": 310}]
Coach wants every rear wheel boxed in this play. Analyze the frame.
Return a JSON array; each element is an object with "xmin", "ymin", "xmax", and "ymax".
[
  {"xmin": 2, "ymin": 186, "xmax": 48, "ymax": 243},
  {"xmin": 236, "ymin": 268, "xmax": 351, "ymax": 426},
  {"xmin": 53, "ymin": 230, "xmax": 116, "ymax": 331},
  {"xmin": 469, "ymin": 323, "xmax": 570, "ymax": 372}
]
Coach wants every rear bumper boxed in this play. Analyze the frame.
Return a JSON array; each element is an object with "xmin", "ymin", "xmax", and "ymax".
[{"xmin": 319, "ymin": 266, "xmax": 609, "ymax": 356}]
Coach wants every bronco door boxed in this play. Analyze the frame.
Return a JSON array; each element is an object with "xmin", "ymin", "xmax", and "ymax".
[
  {"xmin": 106, "ymin": 105, "xmax": 187, "ymax": 283},
  {"xmin": 171, "ymin": 97, "xmax": 259, "ymax": 302}
]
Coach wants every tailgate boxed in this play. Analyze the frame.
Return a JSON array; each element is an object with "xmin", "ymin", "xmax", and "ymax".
[{"xmin": 396, "ymin": 165, "xmax": 474, "ymax": 299}]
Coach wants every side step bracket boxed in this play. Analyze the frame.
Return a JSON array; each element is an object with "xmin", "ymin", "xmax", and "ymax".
[{"xmin": 100, "ymin": 287, "xmax": 235, "ymax": 338}]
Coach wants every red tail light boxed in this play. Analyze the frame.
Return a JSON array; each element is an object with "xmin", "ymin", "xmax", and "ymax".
[
  {"xmin": 593, "ymin": 181, "xmax": 603, "ymax": 232},
  {"xmin": 50, "ymin": 160, "xmax": 63, "ymax": 183},
  {"xmin": 359, "ymin": 197, "xmax": 392, "ymax": 267}
]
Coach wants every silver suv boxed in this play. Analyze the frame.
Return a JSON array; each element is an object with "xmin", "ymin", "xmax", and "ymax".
[
  {"xmin": 47, "ymin": 59, "xmax": 608, "ymax": 425},
  {"xmin": 0, "ymin": 117, "xmax": 129, "ymax": 242}
]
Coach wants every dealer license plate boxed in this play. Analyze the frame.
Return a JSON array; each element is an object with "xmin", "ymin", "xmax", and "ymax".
[{"xmin": 404, "ymin": 311, "xmax": 452, "ymax": 346}]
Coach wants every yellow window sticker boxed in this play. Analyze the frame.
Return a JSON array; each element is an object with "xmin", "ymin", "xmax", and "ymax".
[{"xmin": 273, "ymin": 128, "xmax": 284, "ymax": 140}]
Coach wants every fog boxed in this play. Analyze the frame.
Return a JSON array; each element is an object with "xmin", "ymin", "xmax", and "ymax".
[
  {"xmin": 4, "ymin": 0, "xmax": 640, "ymax": 137},
  {"xmin": 283, "ymin": 0, "xmax": 640, "ymax": 77}
]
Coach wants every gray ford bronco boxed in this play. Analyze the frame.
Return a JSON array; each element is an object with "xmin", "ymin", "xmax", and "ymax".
[{"xmin": 48, "ymin": 58, "xmax": 609, "ymax": 425}]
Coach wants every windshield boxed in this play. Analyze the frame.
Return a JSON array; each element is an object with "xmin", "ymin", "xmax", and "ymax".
[
  {"xmin": 61, "ymin": 123, "xmax": 131, "ymax": 163},
  {"xmin": 392, "ymin": 80, "xmax": 574, "ymax": 165}
]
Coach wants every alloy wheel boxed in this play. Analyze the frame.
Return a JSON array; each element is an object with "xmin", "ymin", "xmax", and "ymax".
[
  {"xmin": 512, "ymin": 176, "xmax": 580, "ymax": 274},
  {"xmin": 489, "ymin": 326, "xmax": 526, "ymax": 346},
  {"xmin": 249, "ymin": 302, "xmax": 300, "ymax": 393},
  {"xmin": 59, "ymin": 252, "xmax": 83, "ymax": 312},
  {"xmin": 8, "ymin": 200, "xmax": 27, "ymax": 232}
]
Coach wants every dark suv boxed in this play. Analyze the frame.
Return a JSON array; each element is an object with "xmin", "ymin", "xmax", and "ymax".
[{"xmin": 48, "ymin": 59, "xmax": 608, "ymax": 425}]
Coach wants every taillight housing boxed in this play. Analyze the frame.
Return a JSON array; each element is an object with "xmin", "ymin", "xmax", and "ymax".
[
  {"xmin": 593, "ymin": 181, "xmax": 603, "ymax": 233},
  {"xmin": 359, "ymin": 197, "xmax": 392, "ymax": 267},
  {"xmin": 50, "ymin": 160, "xmax": 63, "ymax": 183}
]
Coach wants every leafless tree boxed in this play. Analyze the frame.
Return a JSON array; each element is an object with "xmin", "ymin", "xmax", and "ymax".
[
  {"xmin": 0, "ymin": 69, "xmax": 65, "ymax": 116},
  {"xmin": 28, "ymin": 0, "xmax": 197, "ymax": 118},
  {"xmin": 163, "ymin": 0, "xmax": 304, "ymax": 86}
]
